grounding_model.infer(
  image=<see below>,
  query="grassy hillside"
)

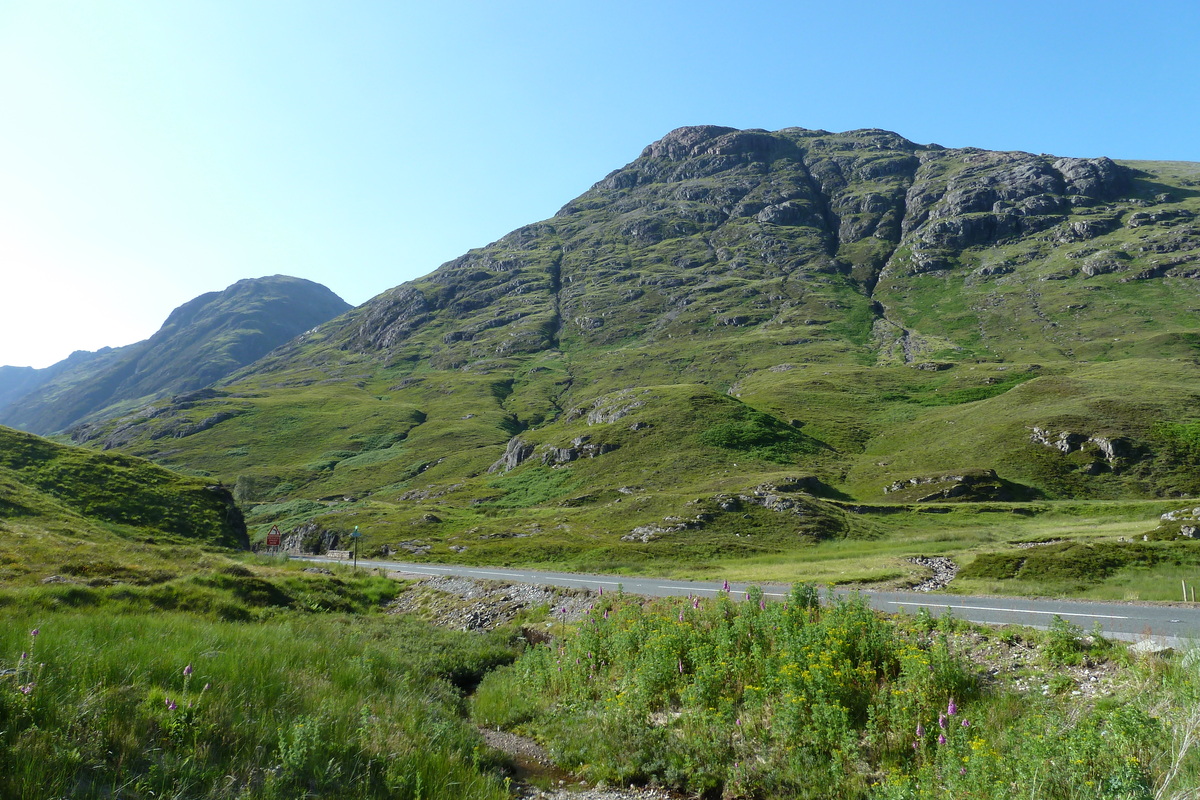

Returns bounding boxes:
[56,126,1200,595]
[0,425,248,588]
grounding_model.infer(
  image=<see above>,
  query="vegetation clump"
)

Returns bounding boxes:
[475,587,1191,799]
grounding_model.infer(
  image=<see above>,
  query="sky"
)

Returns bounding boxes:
[1,1,1197,368]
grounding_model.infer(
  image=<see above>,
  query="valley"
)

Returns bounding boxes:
[3,124,1200,798]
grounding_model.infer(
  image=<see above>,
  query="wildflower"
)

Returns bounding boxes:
[679,608,685,623]
[678,659,684,675]
[203,683,211,692]
[959,767,967,775]
[18,683,34,695]
[598,587,603,596]
[692,597,700,609]
[165,698,177,711]
[961,718,970,727]
[947,698,957,715]
[916,723,925,737]
[723,579,730,593]
[603,610,609,620]
[938,713,947,729]
[912,741,919,751]
[938,733,946,745]
[29,628,39,638]
[19,652,27,661]
[183,664,193,677]
[759,598,766,611]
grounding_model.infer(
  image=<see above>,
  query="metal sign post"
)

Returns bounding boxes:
[350,525,362,569]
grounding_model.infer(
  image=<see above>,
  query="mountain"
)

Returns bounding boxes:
[0,275,352,435]
[66,126,1200,572]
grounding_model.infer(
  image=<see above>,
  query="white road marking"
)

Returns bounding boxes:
[887,601,1130,620]
[656,586,787,598]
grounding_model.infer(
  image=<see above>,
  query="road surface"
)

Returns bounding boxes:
[294,555,1198,645]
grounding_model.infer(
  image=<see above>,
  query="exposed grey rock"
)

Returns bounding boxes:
[1052,156,1127,200]
[1129,639,1174,658]
[976,264,1015,276]
[1058,216,1119,242]
[281,521,340,555]
[908,556,958,591]
[541,436,619,467]
[489,437,535,473]
[149,410,239,440]
[1030,427,1139,464]
[883,469,1027,502]
[1081,251,1130,276]
[1160,507,1200,522]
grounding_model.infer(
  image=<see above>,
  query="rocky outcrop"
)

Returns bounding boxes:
[1157,507,1200,540]
[884,469,1017,502]
[564,390,650,426]
[738,478,823,515]
[540,436,619,466]
[1029,427,1142,469]
[281,521,339,554]
[621,513,710,543]
[149,410,240,440]
[489,437,535,473]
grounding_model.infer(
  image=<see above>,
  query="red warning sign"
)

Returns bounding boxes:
[265,526,282,547]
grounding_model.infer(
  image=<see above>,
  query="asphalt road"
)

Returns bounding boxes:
[295,556,1199,645]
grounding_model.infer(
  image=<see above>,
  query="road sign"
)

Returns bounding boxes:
[265,526,282,547]
[350,525,362,538]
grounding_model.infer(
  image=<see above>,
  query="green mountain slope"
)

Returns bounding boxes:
[0,424,247,585]
[66,126,1200,576]
[0,275,351,435]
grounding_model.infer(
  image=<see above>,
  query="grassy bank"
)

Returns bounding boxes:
[0,566,520,800]
[475,588,1199,799]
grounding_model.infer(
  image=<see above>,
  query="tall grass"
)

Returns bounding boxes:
[0,607,517,799]
[475,588,1196,799]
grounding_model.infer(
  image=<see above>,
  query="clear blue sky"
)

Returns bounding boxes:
[2,0,1197,367]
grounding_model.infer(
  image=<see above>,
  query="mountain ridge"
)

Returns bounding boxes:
[0,275,352,435]
[53,124,1200,574]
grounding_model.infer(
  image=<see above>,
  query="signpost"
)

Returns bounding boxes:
[265,525,282,550]
[350,525,362,569]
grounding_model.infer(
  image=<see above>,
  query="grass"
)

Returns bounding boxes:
[0,561,520,800]
[26,129,1200,603]
[473,587,1196,799]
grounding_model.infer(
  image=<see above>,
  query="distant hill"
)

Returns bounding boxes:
[64,126,1200,568]
[0,275,351,435]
